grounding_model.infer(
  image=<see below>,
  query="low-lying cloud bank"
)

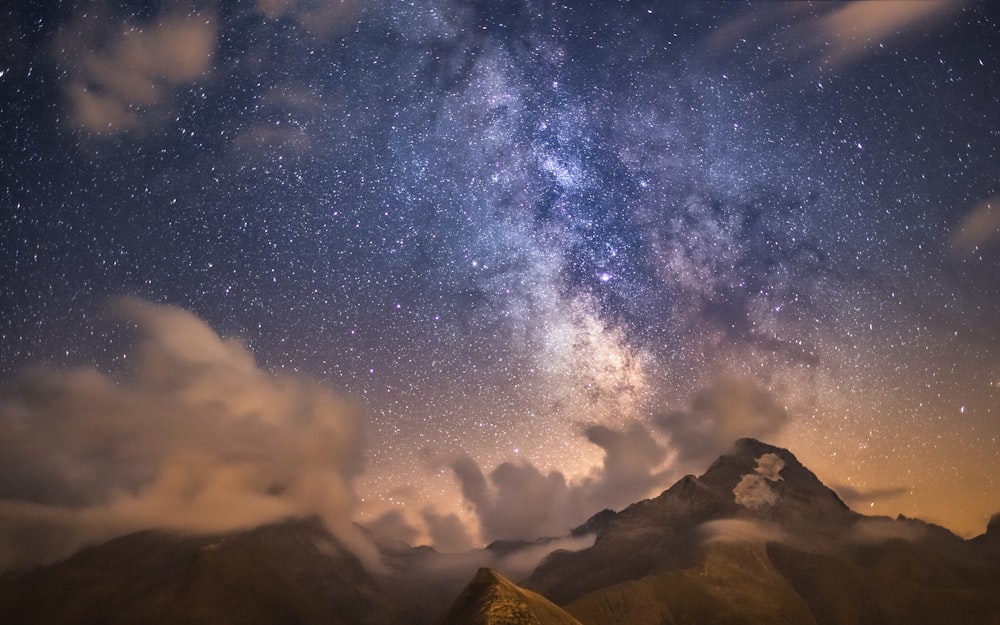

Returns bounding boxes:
[0,297,371,572]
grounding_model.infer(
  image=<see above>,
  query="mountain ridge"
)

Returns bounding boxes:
[2,438,998,625]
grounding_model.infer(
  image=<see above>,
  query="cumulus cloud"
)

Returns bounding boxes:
[951,197,1000,255]
[733,475,779,511]
[54,10,216,133]
[447,378,793,543]
[0,298,371,572]
[422,508,475,553]
[365,509,420,546]
[449,421,673,543]
[366,426,651,553]
[576,423,673,509]
[231,84,325,159]
[451,456,572,542]
[655,377,790,465]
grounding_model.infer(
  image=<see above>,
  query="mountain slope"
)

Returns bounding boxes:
[565,541,818,625]
[766,541,1000,625]
[524,438,841,604]
[524,438,1000,625]
[436,568,582,625]
[0,517,398,625]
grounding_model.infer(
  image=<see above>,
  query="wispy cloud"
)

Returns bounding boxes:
[813,0,968,69]
[655,377,791,465]
[54,11,216,133]
[834,483,910,508]
[951,196,1000,255]
[256,0,365,38]
[709,1,970,72]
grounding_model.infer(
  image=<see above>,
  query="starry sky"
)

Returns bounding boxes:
[1,0,998,566]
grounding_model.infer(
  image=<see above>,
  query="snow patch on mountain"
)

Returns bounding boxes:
[734,453,784,511]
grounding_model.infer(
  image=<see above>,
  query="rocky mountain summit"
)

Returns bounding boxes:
[436,568,582,625]
[519,438,1000,624]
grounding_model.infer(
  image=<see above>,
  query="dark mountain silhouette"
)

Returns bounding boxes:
[0,516,470,625]
[974,513,1000,556]
[3,439,999,625]
[0,516,397,625]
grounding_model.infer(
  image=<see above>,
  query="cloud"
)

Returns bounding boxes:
[451,457,572,542]
[422,508,475,553]
[0,298,372,572]
[848,517,927,544]
[447,378,792,544]
[256,0,365,38]
[370,420,671,552]
[709,1,969,72]
[951,197,1000,255]
[576,423,673,510]
[448,421,673,543]
[811,0,967,69]
[655,377,790,464]
[492,534,595,581]
[54,11,216,133]
[448,455,570,543]
[834,484,910,508]
[698,519,787,545]
[365,509,420,546]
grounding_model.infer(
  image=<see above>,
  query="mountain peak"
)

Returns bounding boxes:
[698,438,851,524]
[988,513,1000,535]
[437,568,583,625]
[570,509,616,538]
[471,567,504,585]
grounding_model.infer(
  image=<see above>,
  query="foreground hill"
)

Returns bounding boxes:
[436,568,582,625]
[0,515,486,625]
[0,517,400,625]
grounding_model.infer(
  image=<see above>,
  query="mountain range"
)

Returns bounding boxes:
[2,438,998,624]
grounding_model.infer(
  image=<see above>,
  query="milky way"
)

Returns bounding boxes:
[1,1,998,563]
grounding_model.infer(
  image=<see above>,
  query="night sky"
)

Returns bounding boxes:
[1,0,998,568]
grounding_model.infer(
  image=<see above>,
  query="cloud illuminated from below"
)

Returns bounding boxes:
[0,297,371,572]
